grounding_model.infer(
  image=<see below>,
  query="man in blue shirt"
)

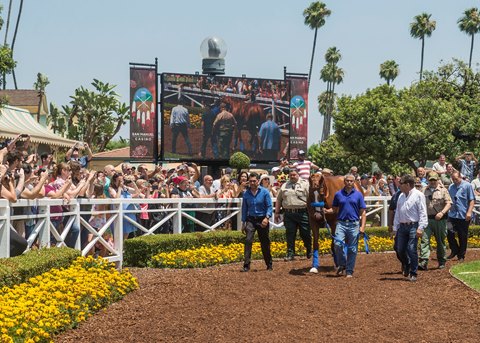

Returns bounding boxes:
[241,172,273,272]
[65,142,93,168]
[170,101,192,155]
[258,113,281,161]
[447,171,475,262]
[328,174,366,277]
[455,151,477,182]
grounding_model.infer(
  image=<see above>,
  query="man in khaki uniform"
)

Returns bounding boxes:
[274,168,311,260]
[419,172,452,270]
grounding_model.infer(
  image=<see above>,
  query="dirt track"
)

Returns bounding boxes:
[57,251,480,343]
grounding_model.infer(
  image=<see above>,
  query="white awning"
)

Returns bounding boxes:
[0,105,76,148]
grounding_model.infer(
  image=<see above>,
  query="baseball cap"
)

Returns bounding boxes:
[428,172,439,181]
[173,176,188,185]
[360,174,370,180]
[271,166,280,173]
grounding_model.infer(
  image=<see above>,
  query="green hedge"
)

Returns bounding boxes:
[124,225,480,267]
[124,226,397,267]
[0,247,81,288]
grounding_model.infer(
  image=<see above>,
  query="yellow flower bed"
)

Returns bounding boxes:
[151,236,480,269]
[0,256,138,343]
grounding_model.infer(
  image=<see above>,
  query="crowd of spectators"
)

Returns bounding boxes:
[2,132,479,258]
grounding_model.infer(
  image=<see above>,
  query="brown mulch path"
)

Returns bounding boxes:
[57,251,480,343]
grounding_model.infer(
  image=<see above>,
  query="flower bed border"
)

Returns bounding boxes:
[125,226,480,267]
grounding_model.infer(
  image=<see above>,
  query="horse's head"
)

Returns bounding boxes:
[309,173,324,192]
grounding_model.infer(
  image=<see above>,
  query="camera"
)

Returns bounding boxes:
[0,141,8,149]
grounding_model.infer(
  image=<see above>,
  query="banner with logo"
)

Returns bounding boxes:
[130,67,157,160]
[287,76,308,159]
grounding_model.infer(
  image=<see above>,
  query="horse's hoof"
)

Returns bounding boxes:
[309,267,318,274]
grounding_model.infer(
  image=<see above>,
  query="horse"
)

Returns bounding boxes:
[221,96,265,153]
[307,174,364,273]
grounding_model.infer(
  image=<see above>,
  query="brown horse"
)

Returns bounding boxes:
[307,174,364,272]
[221,96,265,153]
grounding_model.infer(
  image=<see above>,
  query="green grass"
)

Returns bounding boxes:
[451,260,480,292]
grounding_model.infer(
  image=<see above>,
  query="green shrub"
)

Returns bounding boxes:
[124,226,403,267]
[0,247,81,288]
[229,152,250,170]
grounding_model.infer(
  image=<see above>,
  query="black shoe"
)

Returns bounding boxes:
[306,251,312,259]
[418,264,428,271]
[336,266,345,276]
[266,265,273,271]
[284,256,294,262]
[241,265,250,272]
[447,254,456,260]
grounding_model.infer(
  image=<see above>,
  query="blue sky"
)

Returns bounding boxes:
[5,0,480,146]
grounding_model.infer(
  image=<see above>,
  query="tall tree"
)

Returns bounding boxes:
[303,1,331,86]
[62,79,129,152]
[48,103,66,135]
[33,73,50,123]
[458,7,480,68]
[0,4,15,90]
[379,60,399,85]
[2,0,12,89]
[10,0,23,89]
[320,47,343,141]
[410,12,436,81]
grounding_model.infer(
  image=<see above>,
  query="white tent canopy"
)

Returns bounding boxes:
[0,105,76,148]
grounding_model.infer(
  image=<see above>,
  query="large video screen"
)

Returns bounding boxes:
[161,73,290,162]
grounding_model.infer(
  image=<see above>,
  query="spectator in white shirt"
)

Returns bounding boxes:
[432,154,447,175]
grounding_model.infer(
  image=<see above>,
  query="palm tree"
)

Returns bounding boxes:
[410,13,436,81]
[458,8,480,68]
[11,0,24,89]
[33,73,50,123]
[303,2,331,86]
[320,47,343,141]
[2,0,12,89]
[379,60,400,85]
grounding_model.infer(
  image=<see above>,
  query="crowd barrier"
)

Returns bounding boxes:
[2,196,478,267]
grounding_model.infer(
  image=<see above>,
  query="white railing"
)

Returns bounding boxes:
[0,197,243,267]
[3,195,479,266]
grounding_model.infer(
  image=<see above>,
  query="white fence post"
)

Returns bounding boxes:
[173,202,182,234]
[0,200,10,258]
[382,197,389,227]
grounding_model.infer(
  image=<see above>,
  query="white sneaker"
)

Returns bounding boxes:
[309,267,318,274]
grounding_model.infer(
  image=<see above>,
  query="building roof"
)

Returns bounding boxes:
[93,147,130,158]
[0,105,76,148]
[0,89,48,115]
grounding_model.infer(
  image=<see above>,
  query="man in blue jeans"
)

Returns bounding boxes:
[328,174,366,278]
[393,174,428,282]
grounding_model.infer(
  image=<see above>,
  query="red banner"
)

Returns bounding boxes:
[130,68,156,160]
[287,76,308,159]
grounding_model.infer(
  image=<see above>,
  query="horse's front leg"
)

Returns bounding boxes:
[310,223,320,273]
